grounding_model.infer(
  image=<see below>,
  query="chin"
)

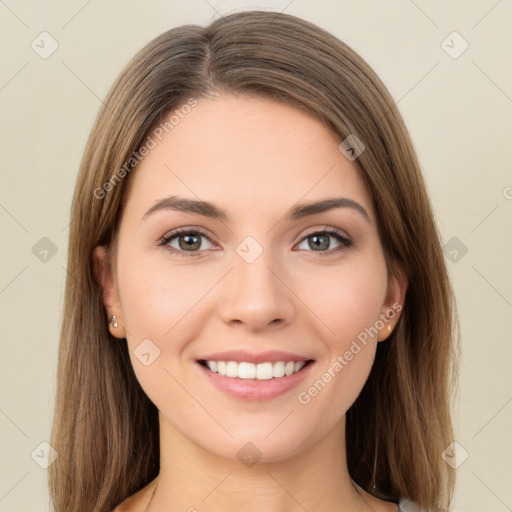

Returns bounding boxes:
[195,420,320,466]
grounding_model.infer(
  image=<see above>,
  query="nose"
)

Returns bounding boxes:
[217,248,296,333]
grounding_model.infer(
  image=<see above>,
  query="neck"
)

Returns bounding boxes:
[147,413,372,512]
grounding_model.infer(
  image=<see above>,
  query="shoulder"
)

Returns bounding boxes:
[398,498,420,511]
[398,497,445,512]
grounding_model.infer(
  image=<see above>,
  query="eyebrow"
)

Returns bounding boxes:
[142,195,370,223]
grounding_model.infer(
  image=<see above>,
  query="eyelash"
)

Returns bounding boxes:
[158,227,352,259]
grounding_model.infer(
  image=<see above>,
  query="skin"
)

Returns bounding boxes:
[94,93,407,512]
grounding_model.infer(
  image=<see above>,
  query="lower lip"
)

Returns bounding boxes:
[196,361,315,401]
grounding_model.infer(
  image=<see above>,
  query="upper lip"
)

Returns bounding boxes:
[197,350,314,364]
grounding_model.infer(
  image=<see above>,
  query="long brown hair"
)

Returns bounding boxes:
[49,10,459,511]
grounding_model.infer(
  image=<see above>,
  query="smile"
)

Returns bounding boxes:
[196,358,315,401]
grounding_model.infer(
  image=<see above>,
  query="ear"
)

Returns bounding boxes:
[377,262,408,342]
[92,245,126,338]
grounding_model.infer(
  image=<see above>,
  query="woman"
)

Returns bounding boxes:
[49,10,459,512]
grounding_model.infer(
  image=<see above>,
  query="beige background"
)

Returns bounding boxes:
[1,1,511,511]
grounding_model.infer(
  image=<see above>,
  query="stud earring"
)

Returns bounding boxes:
[110,315,119,328]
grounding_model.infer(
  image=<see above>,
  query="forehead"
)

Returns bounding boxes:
[124,93,374,222]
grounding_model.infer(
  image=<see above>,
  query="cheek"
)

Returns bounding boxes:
[333,279,384,346]
[116,265,209,417]
[293,252,387,412]
[302,252,388,348]
[114,246,207,385]
[120,271,200,340]
[117,262,215,373]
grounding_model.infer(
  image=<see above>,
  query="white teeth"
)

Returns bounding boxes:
[272,361,285,378]
[256,362,273,380]
[238,362,256,379]
[225,361,238,377]
[204,360,308,380]
[294,361,306,373]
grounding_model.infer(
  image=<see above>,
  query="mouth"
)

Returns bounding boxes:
[195,358,316,401]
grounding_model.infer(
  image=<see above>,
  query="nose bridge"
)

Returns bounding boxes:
[218,235,295,330]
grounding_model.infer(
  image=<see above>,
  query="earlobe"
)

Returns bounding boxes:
[108,315,126,339]
[377,324,393,342]
[92,245,126,339]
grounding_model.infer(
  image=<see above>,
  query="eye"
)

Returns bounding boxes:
[159,228,216,258]
[295,228,352,257]
[158,227,352,259]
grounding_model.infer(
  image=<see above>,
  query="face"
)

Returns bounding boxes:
[94,93,405,463]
